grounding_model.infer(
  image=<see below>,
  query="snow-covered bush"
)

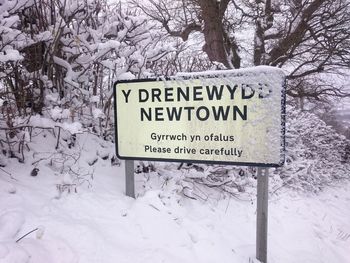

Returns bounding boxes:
[135,162,256,201]
[137,106,350,198]
[275,106,350,192]
[0,0,170,163]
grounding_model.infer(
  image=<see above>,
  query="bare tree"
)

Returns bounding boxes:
[131,0,242,68]
[133,0,350,104]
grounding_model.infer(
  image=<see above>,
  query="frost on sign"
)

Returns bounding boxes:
[114,66,285,167]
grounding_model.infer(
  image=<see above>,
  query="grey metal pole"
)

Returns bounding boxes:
[125,160,135,198]
[256,167,269,263]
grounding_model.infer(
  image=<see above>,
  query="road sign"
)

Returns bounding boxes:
[114,66,285,167]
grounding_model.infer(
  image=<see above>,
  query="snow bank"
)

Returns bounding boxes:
[0,133,349,263]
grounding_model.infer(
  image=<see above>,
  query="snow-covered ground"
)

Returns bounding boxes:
[0,133,349,263]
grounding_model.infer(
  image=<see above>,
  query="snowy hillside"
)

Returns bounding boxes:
[0,133,349,263]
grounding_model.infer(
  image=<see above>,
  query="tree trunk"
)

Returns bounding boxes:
[198,0,240,68]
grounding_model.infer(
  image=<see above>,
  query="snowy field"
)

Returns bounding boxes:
[0,133,349,263]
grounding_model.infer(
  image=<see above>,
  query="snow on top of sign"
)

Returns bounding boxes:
[162,66,286,100]
[174,65,285,79]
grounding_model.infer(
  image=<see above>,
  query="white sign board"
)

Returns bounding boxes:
[114,66,285,167]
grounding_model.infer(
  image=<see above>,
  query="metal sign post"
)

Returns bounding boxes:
[256,167,269,263]
[125,160,135,198]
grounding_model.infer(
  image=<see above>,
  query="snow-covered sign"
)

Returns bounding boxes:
[114,66,285,167]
